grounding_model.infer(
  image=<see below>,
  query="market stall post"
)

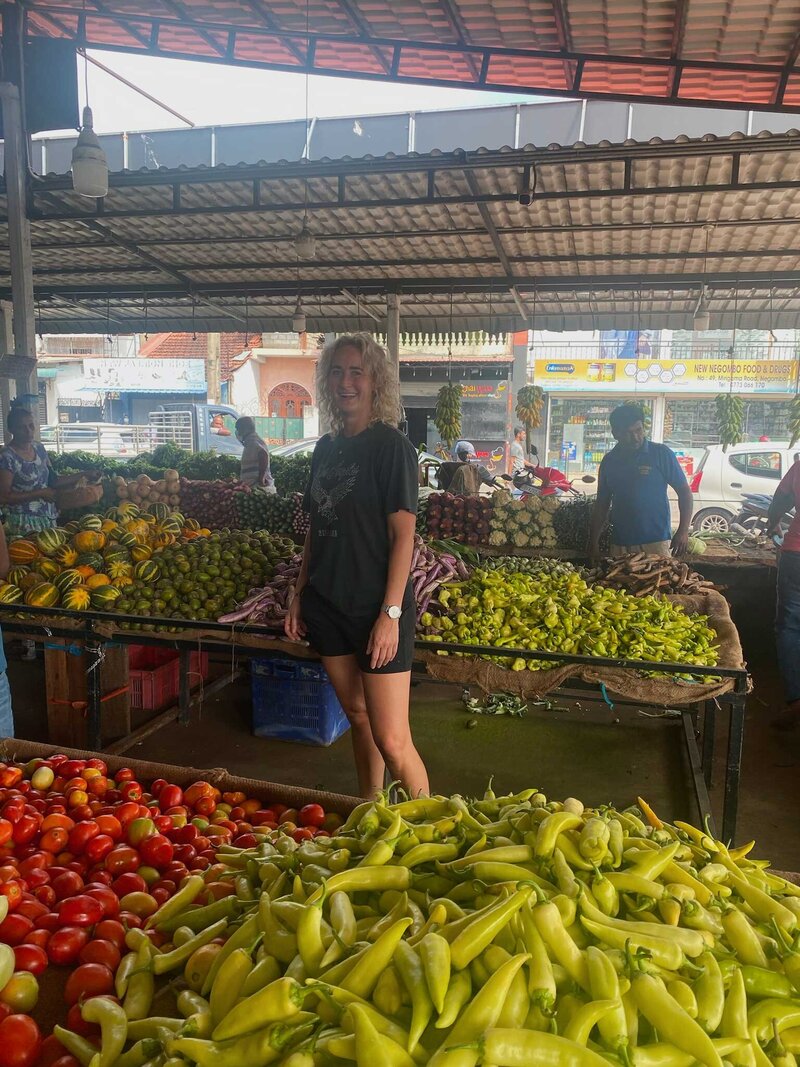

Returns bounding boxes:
[723,686,747,845]
[387,292,401,384]
[0,6,39,409]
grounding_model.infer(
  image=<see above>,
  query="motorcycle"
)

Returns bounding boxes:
[500,447,596,499]
[731,492,793,536]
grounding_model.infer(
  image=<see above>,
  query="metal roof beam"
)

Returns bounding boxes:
[432,0,481,81]
[333,0,393,74]
[158,0,227,57]
[464,170,529,323]
[85,1,153,50]
[240,0,308,66]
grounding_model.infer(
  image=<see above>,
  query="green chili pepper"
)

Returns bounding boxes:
[153,918,228,976]
[435,969,472,1029]
[579,818,611,865]
[428,952,530,1067]
[373,963,405,1016]
[209,947,253,1028]
[177,990,210,1018]
[240,953,282,998]
[552,847,579,897]
[606,871,666,899]
[667,979,699,1018]
[694,951,725,1033]
[168,1019,315,1067]
[591,868,619,916]
[717,848,797,934]
[348,1003,416,1067]
[608,819,624,868]
[722,910,770,968]
[115,949,137,999]
[534,812,585,859]
[450,845,534,870]
[341,917,413,999]
[532,900,591,992]
[519,903,556,1012]
[213,976,315,1041]
[450,885,533,970]
[259,898,299,965]
[52,1026,96,1067]
[305,865,411,907]
[80,997,127,1067]
[481,1027,611,1067]
[145,873,206,930]
[419,931,451,1015]
[394,938,434,1053]
[483,945,530,1029]
[748,999,800,1044]
[124,939,154,1021]
[580,892,706,957]
[112,1039,162,1067]
[630,971,723,1067]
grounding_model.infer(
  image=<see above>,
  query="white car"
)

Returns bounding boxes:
[688,441,798,532]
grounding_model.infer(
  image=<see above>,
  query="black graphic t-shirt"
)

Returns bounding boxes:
[303,422,418,615]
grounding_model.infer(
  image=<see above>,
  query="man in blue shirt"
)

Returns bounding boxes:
[588,404,693,562]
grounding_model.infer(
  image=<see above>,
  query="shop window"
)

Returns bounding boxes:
[209,411,235,437]
[729,452,782,479]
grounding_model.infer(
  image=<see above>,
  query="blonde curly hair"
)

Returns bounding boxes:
[316,332,402,435]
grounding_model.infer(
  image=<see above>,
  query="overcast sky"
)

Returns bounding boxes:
[80,50,537,133]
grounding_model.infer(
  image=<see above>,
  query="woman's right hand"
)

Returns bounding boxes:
[284,590,307,641]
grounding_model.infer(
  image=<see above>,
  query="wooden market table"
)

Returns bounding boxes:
[0,602,750,844]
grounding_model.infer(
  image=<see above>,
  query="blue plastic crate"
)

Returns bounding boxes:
[251,657,350,746]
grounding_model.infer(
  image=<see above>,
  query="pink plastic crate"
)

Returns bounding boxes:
[128,646,209,711]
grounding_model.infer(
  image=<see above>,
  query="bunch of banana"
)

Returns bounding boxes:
[789,392,800,447]
[515,384,544,432]
[434,382,462,448]
[716,393,744,451]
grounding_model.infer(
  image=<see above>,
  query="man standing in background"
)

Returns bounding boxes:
[588,404,692,561]
[235,417,275,493]
[509,426,526,474]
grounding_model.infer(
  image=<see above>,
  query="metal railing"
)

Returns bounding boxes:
[41,423,156,457]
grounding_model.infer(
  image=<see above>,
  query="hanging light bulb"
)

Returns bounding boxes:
[294,223,316,259]
[292,297,307,334]
[71,105,108,198]
[693,290,710,333]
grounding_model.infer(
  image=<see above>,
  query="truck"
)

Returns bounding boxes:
[41,403,244,458]
[147,402,243,456]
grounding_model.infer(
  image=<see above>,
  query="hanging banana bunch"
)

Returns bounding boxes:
[516,385,544,450]
[789,393,800,448]
[716,394,744,451]
[434,382,463,449]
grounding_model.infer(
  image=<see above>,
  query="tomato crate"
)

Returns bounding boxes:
[128,646,209,711]
[251,657,350,746]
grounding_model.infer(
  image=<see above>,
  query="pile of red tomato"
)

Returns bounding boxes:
[0,753,339,1067]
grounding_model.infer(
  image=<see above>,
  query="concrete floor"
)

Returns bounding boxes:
[5,563,799,871]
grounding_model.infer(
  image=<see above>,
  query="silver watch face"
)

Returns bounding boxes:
[385,604,402,620]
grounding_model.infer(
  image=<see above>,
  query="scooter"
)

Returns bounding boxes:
[731,492,793,535]
[500,447,596,499]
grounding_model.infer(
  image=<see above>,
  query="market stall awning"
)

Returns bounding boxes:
[19,0,800,112]
[7,129,800,334]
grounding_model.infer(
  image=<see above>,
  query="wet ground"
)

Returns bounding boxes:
[6,563,799,870]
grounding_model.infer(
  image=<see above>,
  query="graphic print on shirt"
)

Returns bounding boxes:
[310,461,359,525]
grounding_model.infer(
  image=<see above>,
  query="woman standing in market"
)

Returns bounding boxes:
[285,333,429,798]
[0,407,93,537]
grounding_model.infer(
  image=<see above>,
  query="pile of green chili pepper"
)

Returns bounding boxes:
[66,787,800,1067]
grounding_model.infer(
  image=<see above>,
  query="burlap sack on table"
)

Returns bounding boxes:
[418,590,749,706]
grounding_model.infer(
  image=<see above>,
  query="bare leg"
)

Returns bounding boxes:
[321,655,385,797]
[361,671,429,797]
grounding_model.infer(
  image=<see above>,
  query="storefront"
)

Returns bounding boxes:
[535,356,797,475]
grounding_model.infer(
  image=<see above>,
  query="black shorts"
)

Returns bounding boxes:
[301,584,415,674]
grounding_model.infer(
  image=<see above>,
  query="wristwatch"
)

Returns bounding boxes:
[383,604,402,620]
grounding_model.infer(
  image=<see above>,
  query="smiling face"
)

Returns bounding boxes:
[9,412,35,446]
[328,343,374,428]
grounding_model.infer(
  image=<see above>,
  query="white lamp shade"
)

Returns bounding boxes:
[292,302,307,334]
[71,106,108,198]
[693,308,710,332]
[295,227,316,258]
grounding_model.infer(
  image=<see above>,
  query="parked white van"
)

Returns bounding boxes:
[688,442,799,532]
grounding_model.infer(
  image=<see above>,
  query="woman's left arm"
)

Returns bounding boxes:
[366,510,416,670]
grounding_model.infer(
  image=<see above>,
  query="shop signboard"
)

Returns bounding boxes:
[534,358,797,393]
[82,359,207,392]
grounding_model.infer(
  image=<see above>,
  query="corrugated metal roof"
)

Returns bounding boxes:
[7,131,800,332]
[21,0,800,111]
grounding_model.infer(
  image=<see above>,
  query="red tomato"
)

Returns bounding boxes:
[40,814,73,833]
[162,862,188,883]
[93,816,122,841]
[139,834,173,868]
[22,928,50,950]
[104,846,139,877]
[0,913,33,945]
[126,818,155,847]
[0,1013,42,1067]
[93,920,126,949]
[11,816,40,847]
[37,1035,72,1067]
[33,887,56,908]
[119,782,143,802]
[233,833,258,849]
[15,899,47,923]
[83,886,120,919]
[299,803,326,828]
[173,844,196,865]
[251,810,278,827]
[50,871,84,901]
[57,895,104,928]
[0,820,13,846]
[64,963,114,1006]
[114,769,135,783]
[0,882,23,912]
[116,911,142,930]
[33,912,60,932]
[149,779,167,797]
[84,835,114,865]
[46,926,89,966]
[170,824,197,845]
[158,785,183,810]
[151,887,170,906]
[18,854,52,878]
[78,939,121,971]
[67,823,100,855]
[113,803,140,828]
[292,827,315,843]
[13,944,47,976]
[85,758,107,774]
[68,803,92,821]
[85,778,108,798]
[1,799,24,824]
[111,873,146,898]
[59,761,86,780]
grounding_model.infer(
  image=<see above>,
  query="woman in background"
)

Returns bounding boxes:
[285,333,428,798]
